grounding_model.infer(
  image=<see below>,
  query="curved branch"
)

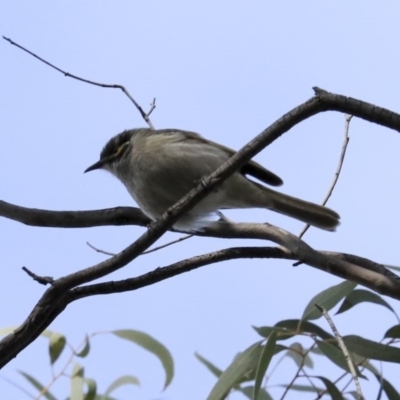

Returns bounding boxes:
[2,227,399,369]
[2,87,400,369]
[0,201,150,228]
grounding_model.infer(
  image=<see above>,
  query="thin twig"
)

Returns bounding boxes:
[2,36,155,129]
[86,242,116,256]
[86,234,193,257]
[147,98,156,116]
[142,234,193,254]
[280,358,305,400]
[315,304,364,400]
[299,114,352,239]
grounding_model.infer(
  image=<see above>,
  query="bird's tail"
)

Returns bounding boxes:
[260,186,340,231]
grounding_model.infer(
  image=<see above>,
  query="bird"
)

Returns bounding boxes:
[85,128,340,232]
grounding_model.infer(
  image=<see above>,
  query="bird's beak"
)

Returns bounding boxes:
[84,159,106,173]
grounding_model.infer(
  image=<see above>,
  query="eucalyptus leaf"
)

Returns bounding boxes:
[113,329,173,389]
[100,375,140,400]
[195,352,223,378]
[19,371,57,400]
[302,281,357,320]
[343,335,400,363]
[315,376,345,400]
[206,342,263,400]
[253,332,277,400]
[336,289,398,320]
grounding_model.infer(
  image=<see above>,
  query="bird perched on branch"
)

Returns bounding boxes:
[85,128,340,232]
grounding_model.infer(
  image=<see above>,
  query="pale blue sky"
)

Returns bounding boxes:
[1,1,400,399]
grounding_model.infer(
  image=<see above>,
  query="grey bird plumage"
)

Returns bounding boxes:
[85,128,340,232]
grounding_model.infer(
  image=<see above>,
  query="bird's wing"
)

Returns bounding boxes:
[160,129,284,187]
[206,139,284,187]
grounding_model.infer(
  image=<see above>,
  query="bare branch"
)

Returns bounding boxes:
[299,114,352,238]
[0,201,151,228]
[86,242,116,256]
[2,36,155,129]
[67,224,400,301]
[87,234,193,256]
[142,234,193,255]
[2,87,400,369]
[22,267,54,285]
[315,304,364,400]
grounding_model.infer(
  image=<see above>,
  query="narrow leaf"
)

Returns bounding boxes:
[113,329,173,389]
[336,289,398,319]
[316,340,362,377]
[101,375,140,400]
[19,371,57,400]
[252,325,294,341]
[315,376,345,400]
[253,332,277,400]
[343,335,400,363]
[195,352,223,378]
[302,281,357,320]
[275,319,334,341]
[206,342,263,400]
[372,372,400,400]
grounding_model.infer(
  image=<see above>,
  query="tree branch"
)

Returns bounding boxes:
[299,114,351,238]
[2,36,156,128]
[2,87,400,369]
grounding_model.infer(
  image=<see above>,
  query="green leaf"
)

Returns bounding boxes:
[19,371,57,400]
[206,342,263,400]
[384,324,400,339]
[343,335,400,363]
[49,332,66,364]
[316,340,362,377]
[336,289,398,319]
[70,363,84,400]
[253,332,277,400]
[252,325,294,341]
[113,329,174,389]
[315,376,345,400]
[240,386,272,400]
[77,335,91,358]
[286,342,313,369]
[195,352,223,378]
[302,281,357,320]
[274,319,334,341]
[372,372,400,400]
[84,378,97,400]
[254,319,333,342]
[100,375,140,400]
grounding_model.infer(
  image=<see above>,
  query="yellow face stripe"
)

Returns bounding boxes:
[112,142,129,159]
